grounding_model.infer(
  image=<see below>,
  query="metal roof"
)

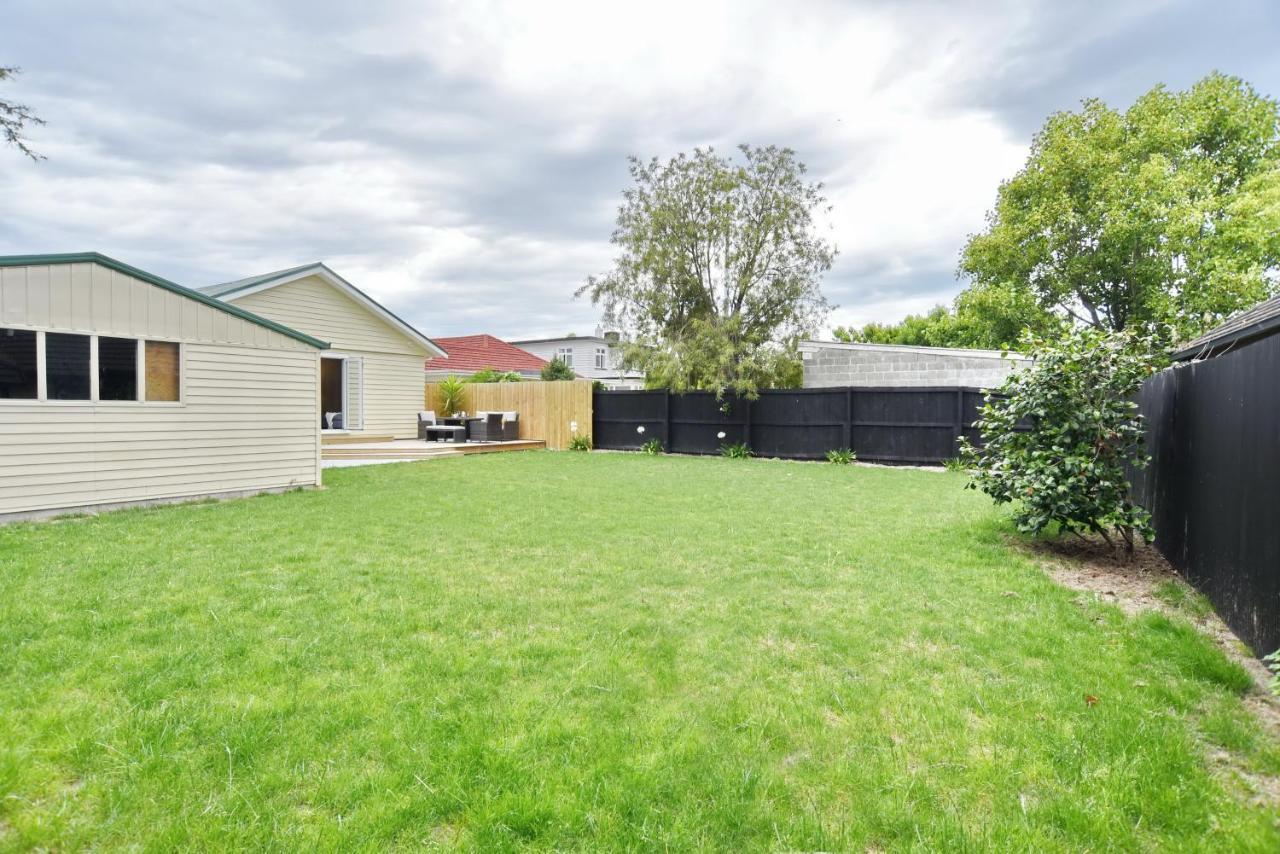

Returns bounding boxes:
[1173,293,1280,361]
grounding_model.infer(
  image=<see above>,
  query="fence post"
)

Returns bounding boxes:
[844,387,852,451]
[662,390,671,450]
[954,388,965,457]
[743,393,753,448]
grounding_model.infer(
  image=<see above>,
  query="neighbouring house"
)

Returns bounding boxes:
[510,331,645,389]
[199,263,444,439]
[0,252,327,522]
[799,340,1027,388]
[423,334,548,380]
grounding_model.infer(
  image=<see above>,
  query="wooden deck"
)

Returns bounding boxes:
[322,438,545,464]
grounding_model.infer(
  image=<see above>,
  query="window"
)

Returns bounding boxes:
[557,346,574,367]
[98,336,139,401]
[0,328,37,399]
[145,341,180,402]
[45,332,91,400]
[595,347,606,369]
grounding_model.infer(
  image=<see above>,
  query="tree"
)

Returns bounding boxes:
[468,367,522,383]
[540,359,576,381]
[1,66,44,161]
[960,73,1280,344]
[832,282,1062,350]
[580,145,835,396]
[960,327,1165,556]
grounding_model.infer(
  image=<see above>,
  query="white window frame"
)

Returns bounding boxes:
[556,346,574,367]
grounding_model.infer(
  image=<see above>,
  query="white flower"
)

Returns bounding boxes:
[637,425,646,434]
[717,431,726,439]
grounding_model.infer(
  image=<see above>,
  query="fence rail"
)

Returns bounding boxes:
[593,386,992,464]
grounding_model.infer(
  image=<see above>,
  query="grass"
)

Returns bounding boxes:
[1,451,1277,850]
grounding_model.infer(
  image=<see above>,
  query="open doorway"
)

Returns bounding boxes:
[321,356,345,430]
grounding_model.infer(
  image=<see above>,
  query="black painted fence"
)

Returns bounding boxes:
[1131,334,1280,657]
[593,387,991,465]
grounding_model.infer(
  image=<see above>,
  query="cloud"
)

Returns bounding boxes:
[1,0,1277,339]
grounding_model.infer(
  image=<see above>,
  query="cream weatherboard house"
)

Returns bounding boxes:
[198,263,444,439]
[0,253,328,521]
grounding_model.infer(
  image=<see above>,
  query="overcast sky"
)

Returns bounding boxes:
[3,1,1278,339]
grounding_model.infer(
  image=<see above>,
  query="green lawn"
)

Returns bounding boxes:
[2,452,1277,851]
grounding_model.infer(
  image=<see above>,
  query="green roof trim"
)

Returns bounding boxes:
[0,252,329,349]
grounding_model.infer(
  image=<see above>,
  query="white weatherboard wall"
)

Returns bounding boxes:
[0,261,321,519]
[227,276,428,438]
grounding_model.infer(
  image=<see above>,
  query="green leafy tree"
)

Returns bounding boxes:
[833,283,1061,350]
[580,145,835,397]
[540,358,576,381]
[468,367,522,383]
[960,327,1166,556]
[961,72,1280,343]
[1,66,44,160]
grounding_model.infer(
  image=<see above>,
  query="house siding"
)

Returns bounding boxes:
[0,262,321,520]
[228,276,427,437]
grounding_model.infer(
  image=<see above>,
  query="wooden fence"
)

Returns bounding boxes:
[593,386,994,464]
[1131,335,1280,656]
[424,380,593,450]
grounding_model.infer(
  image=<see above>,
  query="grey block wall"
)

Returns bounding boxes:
[801,342,1025,389]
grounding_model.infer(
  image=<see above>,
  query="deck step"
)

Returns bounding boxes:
[322,440,545,461]
[322,433,396,445]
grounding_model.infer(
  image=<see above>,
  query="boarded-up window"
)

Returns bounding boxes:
[46,332,91,400]
[0,328,37,399]
[145,341,180,402]
[98,336,139,401]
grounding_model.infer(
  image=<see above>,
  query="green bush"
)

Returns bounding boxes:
[960,327,1165,555]
[640,439,663,455]
[720,442,753,460]
[942,457,968,473]
[437,375,466,416]
[541,359,576,381]
[469,367,522,383]
[826,448,855,465]
[568,434,592,452]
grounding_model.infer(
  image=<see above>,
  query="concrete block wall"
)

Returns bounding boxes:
[800,341,1026,388]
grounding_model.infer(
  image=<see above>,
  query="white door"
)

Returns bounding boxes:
[344,356,364,431]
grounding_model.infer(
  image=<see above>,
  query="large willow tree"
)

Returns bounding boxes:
[580,145,835,396]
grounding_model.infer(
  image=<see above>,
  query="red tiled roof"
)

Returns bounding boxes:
[425,334,549,374]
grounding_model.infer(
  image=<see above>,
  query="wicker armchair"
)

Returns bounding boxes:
[468,412,505,442]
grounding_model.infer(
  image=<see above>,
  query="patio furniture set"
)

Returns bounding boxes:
[417,410,520,443]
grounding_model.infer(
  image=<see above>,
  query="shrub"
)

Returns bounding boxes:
[960,327,1165,555]
[720,442,753,460]
[942,457,967,473]
[568,434,592,451]
[826,448,855,465]
[640,439,663,455]
[469,367,522,383]
[541,359,576,381]
[437,375,466,416]
[1265,651,1280,697]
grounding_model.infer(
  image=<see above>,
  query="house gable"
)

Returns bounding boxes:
[213,268,442,357]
